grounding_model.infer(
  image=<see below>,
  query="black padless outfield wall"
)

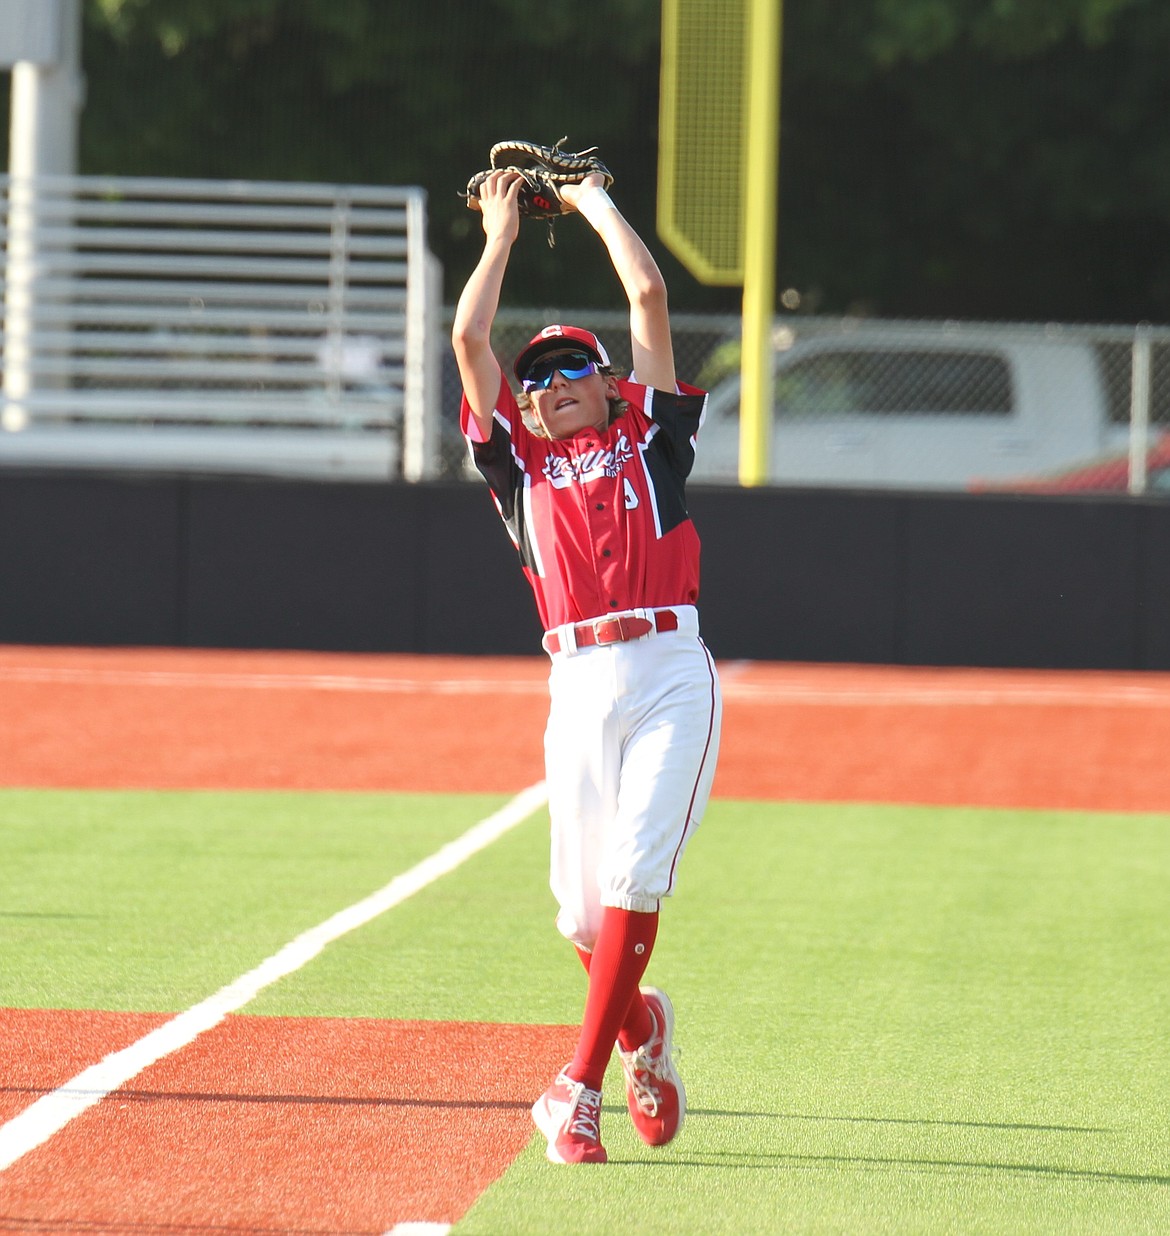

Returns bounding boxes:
[1,470,1168,670]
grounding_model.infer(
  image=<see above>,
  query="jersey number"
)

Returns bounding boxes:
[623,479,639,510]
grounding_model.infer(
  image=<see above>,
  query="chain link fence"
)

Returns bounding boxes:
[440,311,1170,496]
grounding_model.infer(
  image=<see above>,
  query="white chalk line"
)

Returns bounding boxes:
[0,665,548,695]
[0,780,549,1175]
[3,662,1170,707]
[721,683,1170,708]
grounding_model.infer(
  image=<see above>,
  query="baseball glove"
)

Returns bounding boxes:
[462,137,614,246]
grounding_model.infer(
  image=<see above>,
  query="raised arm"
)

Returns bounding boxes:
[559,175,676,394]
[451,170,524,438]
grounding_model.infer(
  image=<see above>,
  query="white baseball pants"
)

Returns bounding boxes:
[542,606,722,951]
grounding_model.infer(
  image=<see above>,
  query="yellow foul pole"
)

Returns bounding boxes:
[738,0,782,486]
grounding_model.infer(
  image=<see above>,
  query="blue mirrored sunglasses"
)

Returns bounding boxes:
[520,352,600,391]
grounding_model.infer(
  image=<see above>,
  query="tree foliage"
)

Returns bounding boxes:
[780,0,1170,320]
[70,0,1170,322]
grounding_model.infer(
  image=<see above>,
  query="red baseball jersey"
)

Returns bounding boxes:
[461,374,709,631]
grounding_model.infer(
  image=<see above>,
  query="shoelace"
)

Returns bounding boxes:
[564,1081,603,1142]
[621,1045,665,1116]
[620,1034,685,1117]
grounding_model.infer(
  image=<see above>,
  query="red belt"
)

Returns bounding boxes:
[545,609,679,656]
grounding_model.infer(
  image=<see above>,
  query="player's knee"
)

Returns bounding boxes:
[556,903,602,952]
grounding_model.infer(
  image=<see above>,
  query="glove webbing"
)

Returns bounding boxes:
[489,137,610,186]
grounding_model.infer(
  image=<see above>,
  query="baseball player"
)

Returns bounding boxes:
[452,167,722,1165]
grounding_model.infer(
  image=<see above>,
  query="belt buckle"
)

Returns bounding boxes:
[591,613,651,646]
[591,616,622,646]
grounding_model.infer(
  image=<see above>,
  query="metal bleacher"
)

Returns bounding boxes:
[0,174,443,481]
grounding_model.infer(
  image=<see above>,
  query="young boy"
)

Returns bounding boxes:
[452,168,722,1164]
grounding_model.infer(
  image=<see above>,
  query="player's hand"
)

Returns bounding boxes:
[557,172,607,214]
[472,169,523,243]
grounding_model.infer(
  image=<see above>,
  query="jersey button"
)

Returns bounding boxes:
[602,549,612,557]
[609,599,619,608]
[595,503,604,511]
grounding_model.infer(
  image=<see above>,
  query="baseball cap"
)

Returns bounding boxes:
[513,324,612,382]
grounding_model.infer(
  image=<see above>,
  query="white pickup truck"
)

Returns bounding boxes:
[689,323,1134,490]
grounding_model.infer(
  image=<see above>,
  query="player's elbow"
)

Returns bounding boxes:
[451,318,491,369]
[450,315,480,354]
[630,269,669,317]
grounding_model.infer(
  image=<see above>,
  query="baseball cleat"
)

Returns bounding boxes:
[617,987,685,1146]
[531,1067,607,1164]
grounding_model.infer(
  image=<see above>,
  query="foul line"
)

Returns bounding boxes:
[0,665,548,695]
[720,683,1170,708]
[5,663,1170,708]
[0,780,549,1175]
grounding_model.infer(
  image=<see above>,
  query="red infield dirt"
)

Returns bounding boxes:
[0,1009,172,1128]
[1,644,1168,809]
[2,644,1169,1232]
[0,1012,577,1233]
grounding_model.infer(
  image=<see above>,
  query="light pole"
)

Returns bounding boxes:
[2,0,85,428]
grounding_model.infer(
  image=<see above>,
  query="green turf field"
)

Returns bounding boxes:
[3,788,1168,1233]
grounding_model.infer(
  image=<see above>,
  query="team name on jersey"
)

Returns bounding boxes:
[542,432,635,489]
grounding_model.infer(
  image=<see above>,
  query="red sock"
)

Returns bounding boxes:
[575,944,654,1053]
[568,907,658,1090]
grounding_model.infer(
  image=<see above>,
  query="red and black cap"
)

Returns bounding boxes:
[513,324,612,382]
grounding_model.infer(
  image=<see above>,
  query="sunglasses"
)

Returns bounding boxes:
[521,352,600,391]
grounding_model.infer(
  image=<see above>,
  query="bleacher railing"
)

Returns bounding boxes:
[0,174,442,480]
